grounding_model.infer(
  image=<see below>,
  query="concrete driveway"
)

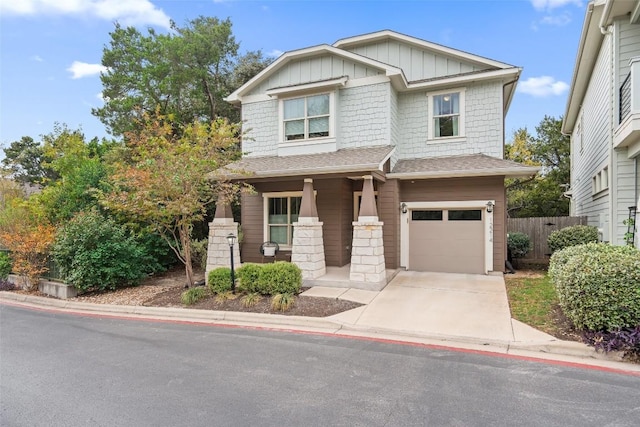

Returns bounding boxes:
[313,271,554,345]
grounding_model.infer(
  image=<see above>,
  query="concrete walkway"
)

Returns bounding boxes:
[1,272,638,373]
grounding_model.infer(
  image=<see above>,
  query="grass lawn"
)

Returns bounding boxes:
[504,273,567,338]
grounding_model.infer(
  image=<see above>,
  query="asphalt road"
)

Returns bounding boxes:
[1,304,639,427]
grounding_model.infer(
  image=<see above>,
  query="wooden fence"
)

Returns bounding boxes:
[507,216,588,265]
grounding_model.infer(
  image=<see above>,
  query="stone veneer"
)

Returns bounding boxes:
[206,218,241,283]
[349,220,387,289]
[291,217,326,280]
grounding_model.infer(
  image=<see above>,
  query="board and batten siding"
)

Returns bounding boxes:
[345,40,487,82]
[395,81,504,160]
[571,31,612,235]
[247,55,383,96]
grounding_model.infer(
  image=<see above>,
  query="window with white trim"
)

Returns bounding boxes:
[592,166,609,195]
[264,193,302,247]
[283,93,330,141]
[428,89,465,140]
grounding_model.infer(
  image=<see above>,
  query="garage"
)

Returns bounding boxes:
[407,208,485,274]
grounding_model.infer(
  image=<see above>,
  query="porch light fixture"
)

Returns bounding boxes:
[486,201,494,213]
[226,233,237,293]
[401,203,408,214]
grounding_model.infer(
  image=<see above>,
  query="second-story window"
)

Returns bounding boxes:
[283,94,330,141]
[433,92,459,137]
[428,89,465,140]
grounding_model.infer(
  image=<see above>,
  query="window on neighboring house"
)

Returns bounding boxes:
[283,94,330,141]
[264,194,302,247]
[592,166,609,195]
[429,90,465,140]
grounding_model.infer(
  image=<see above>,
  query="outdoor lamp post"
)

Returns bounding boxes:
[226,233,236,293]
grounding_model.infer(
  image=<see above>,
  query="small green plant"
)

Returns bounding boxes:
[190,238,208,270]
[181,287,208,305]
[240,292,261,308]
[0,252,12,279]
[271,293,295,312]
[507,232,531,260]
[623,217,635,246]
[547,224,598,253]
[208,267,232,294]
[215,290,237,302]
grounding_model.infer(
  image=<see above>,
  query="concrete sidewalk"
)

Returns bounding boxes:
[1,272,638,373]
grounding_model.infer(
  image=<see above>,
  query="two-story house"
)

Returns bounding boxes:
[563,0,640,247]
[213,30,538,288]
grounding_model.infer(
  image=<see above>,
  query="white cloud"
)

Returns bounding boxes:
[31,55,44,62]
[530,0,582,11]
[517,76,569,97]
[0,0,171,29]
[67,61,107,79]
[540,12,572,26]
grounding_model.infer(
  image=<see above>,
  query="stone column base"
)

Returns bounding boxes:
[206,220,241,283]
[291,220,326,280]
[349,221,386,284]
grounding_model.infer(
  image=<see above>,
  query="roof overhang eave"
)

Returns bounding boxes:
[403,67,521,92]
[387,166,540,180]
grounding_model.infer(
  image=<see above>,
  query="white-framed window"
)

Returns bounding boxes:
[263,192,303,247]
[282,93,331,142]
[428,89,465,140]
[592,166,609,195]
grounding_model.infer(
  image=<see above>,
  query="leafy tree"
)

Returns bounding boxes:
[0,200,55,290]
[505,116,570,217]
[1,136,55,185]
[102,111,246,287]
[93,17,271,137]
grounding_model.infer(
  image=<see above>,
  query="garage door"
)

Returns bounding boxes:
[408,209,485,274]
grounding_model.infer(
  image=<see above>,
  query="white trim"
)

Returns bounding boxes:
[387,166,540,180]
[427,88,466,141]
[333,30,516,70]
[278,92,335,144]
[266,76,348,97]
[400,200,494,274]
[406,68,520,92]
[262,191,305,249]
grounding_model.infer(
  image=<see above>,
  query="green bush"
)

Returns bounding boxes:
[190,238,208,270]
[236,263,263,293]
[549,242,640,331]
[0,252,12,279]
[52,210,156,292]
[507,232,531,259]
[257,262,302,295]
[547,225,598,253]
[208,267,232,294]
[181,287,209,305]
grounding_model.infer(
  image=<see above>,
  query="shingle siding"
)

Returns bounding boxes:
[338,83,390,149]
[242,100,279,157]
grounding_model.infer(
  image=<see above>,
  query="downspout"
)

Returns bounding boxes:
[599,0,613,35]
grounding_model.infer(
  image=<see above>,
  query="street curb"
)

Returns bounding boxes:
[1,291,635,371]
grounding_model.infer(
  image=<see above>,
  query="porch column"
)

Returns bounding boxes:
[291,178,326,279]
[206,197,240,282]
[350,175,387,289]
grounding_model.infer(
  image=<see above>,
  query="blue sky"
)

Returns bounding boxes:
[0,0,585,147]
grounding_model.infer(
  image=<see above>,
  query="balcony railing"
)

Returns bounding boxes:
[620,72,632,124]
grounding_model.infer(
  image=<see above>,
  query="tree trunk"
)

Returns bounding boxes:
[179,222,195,288]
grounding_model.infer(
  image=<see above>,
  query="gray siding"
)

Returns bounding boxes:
[242,100,279,157]
[338,82,391,149]
[396,81,504,159]
[571,33,612,234]
[346,40,487,82]
[617,20,640,85]
[248,55,383,96]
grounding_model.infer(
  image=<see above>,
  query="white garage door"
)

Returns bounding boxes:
[408,209,485,274]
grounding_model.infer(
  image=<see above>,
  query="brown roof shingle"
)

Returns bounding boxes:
[390,154,539,179]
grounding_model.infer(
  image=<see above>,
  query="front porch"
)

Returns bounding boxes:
[302,264,401,291]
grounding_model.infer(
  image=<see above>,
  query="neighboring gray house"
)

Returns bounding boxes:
[211,30,538,287]
[563,0,640,247]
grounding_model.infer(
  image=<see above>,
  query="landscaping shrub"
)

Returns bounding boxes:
[236,263,262,293]
[241,292,261,308]
[257,262,302,295]
[190,238,208,270]
[0,252,12,279]
[208,267,232,294]
[0,279,15,291]
[549,242,640,331]
[271,293,295,312]
[181,287,208,305]
[547,224,598,253]
[583,326,640,359]
[52,210,156,292]
[507,232,531,260]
